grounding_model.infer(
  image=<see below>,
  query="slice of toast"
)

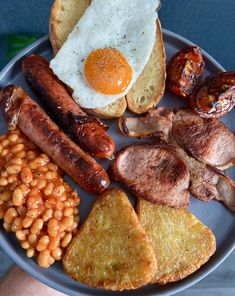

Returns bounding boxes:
[50,0,125,119]
[85,97,127,119]
[126,20,166,114]
[50,0,91,55]
[137,199,216,284]
[63,189,157,291]
[50,0,166,117]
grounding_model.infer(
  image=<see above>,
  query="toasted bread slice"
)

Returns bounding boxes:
[63,188,157,291]
[126,19,166,114]
[85,97,127,119]
[137,199,216,284]
[50,0,166,118]
[50,0,91,55]
[50,0,125,119]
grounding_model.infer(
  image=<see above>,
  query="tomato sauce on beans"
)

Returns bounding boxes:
[0,128,80,268]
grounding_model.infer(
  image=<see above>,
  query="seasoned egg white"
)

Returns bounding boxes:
[50,0,160,108]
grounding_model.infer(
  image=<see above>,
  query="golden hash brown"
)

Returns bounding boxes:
[137,199,216,285]
[63,188,157,291]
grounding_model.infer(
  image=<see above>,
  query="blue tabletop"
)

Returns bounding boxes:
[0,0,235,295]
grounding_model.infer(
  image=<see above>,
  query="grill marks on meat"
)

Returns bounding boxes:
[173,109,235,170]
[113,107,235,211]
[173,144,220,202]
[0,85,110,194]
[110,144,190,208]
[170,135,235,211]
[22,55,115,159]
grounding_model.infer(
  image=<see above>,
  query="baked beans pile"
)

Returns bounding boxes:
[0,128,80,268]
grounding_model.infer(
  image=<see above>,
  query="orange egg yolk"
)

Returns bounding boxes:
[84,48,133,95]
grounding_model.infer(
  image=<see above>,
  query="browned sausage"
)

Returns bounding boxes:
[22,55,115,159]
[0,85,110,194]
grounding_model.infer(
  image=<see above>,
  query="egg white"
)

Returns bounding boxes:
[50,0,160,109]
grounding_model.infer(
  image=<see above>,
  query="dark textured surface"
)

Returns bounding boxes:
[0,0,234,295]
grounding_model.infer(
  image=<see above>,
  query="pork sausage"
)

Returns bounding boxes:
[22,55,115,158]
[0,85,110,194]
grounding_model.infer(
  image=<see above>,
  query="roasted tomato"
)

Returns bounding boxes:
[190,71,235,118]
[167,46,205,98]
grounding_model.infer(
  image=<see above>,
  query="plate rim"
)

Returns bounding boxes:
[0,29,234,296]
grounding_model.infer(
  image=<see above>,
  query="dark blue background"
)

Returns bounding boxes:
[0,0,235,294]
[0,0,234,70]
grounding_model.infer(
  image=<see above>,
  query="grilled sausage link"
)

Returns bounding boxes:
[0,85,110,194]
[22,55,115,159]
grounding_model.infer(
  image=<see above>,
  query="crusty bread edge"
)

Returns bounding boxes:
[49,0,61,56]
[126,19,166,114]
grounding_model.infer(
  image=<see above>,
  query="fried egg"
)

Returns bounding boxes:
[50,0,160,108]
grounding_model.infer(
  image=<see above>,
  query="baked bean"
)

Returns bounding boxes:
[55,201,64,210]
[22,217,34,228]
[16,229,29,241]
[48,219,59,237]
[6,165,21,175]
[21,167,33,184]
[51,247,62,260]
[37,235,50,252]
[8,174,18,184]
[44,183,54,196]
[4,207,18,224]
[0,129,80,268]
[47,163,58,171]
[0,191,12,202]
[48,236,60,251]
[26,209,40,219]
[0,178,8,186]
[61,233,72,248]
[17,206,27,216]
[26,151,37,161]
[9,158,23,165]
[61,216,73,229]
[27,247,35,258]
[12,144,24,154]
[37,250,51,268]
[14,217,23,227]
[21,241,30,249]
[3,222,11,231]
[64,208,73,217]
[2,139,9,147]
[28,233,38,245]
[9,133,18,142]
[12,188,24,206]
[45,171,57,181]
[18,184,30,196]
[27,195,43,209]
[16,151,26,158]
[42,209,53,222]
[37,180,47,190]
[53,185,65,197]
[2,149,10,157]
[31,219,43,234]
[54,210,63,220]
[1,171,8,178]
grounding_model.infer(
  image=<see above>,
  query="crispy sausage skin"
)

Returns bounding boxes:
[22,55,115,159]
[0,85,110,194]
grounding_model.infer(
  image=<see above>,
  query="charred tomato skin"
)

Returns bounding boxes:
[167,46,205,98]
[190,71,235,118]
